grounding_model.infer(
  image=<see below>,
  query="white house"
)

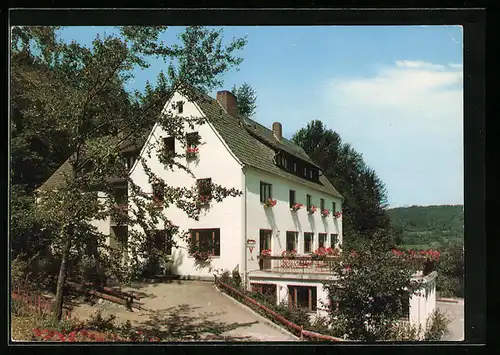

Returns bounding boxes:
[38,86,435,329]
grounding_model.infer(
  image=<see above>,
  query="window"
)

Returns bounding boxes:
[332,202,337,213]
[286,231,298,252]
[303,167,307,177]
[260,182,272,203]
[150,229,173,255]
[190,229,220,256]
[186,132,200,148]
[251,283,277,300]
[163,137,175,155]
[176,101,184,114]
[307,194,312,210]
[152,182,165,204]
[319,233,327,248]
[331,234,338,247]
[304,233,314,253]
[288,285,317,311]
[320,199,325,211]
[293,162,297,172]
[289,190,296,208]
[259,229,272,251]
[309,169,313,179]
[197,178,212,202]
[282,155,288,168]
[113,187,128,206]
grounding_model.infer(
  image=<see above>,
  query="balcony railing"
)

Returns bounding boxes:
[257,255,339,274]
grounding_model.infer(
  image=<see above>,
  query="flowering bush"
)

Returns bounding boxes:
[391,249,440,275]
[186,147,199,154]
[308,205,317,214]
[321,209,330,217]
[31,328,162,342]
[263,198,277,208]
[261,249,272,257]
[281,249,297,258]
[290,203,303,212]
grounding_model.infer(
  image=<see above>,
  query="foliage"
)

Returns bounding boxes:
[423,309,450,341]
[388,205,464,249]
[231,82,257,118]
[292,120,397,249]
[11,25,248,320]
[323,240,423,341]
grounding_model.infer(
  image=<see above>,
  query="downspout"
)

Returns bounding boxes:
[243,166,248,291]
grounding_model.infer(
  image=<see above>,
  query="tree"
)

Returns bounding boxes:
[12,25,247,321]
[231,82,257,118]
[292,120,396,248]
[324,240,424,341]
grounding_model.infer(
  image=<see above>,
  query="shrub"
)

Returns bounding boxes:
[38,317,77,334]
[85,310,117,332]
[424,309,449,341]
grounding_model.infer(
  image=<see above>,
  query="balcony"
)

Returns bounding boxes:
[257,255,339,275]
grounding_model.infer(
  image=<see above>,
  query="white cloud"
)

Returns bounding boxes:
[322,60,463,206]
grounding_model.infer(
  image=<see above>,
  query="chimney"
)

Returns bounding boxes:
[216,90,238,117]
[272,122,282,141]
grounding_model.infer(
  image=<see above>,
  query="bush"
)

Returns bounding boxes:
[38,317,77,334]
[424,309,449,341]
[85,310,117,332]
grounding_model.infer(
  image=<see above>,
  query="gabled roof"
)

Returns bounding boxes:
[39,86,343,200]
[191,88,343,199]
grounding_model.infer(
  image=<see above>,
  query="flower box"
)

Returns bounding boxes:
[261,249,272,257]
[290,203,304,212]
[281,249,297,259]
[197,195,211,206]
[263,198,277,208]
[308,205,317,214]
[334,211,342,219]
[192,251,210,262]
[321,209,330,217]
[186,146,199,159]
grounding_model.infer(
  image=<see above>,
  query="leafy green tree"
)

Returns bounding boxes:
[12,25,247,321]
[292,120,395,248]
[324,240,423,341]
[231,82,257,118]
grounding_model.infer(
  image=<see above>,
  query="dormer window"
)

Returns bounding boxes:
[282,156,288,168]
[293,162,297,172]
[309,169,313,179]
[303,167,307,177]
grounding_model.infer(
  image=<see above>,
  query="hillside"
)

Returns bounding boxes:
[387,205,464,250]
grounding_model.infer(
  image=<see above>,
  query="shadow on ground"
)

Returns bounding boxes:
[132,304,258,341]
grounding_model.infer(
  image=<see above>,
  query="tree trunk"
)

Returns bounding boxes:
[53,226,72,321]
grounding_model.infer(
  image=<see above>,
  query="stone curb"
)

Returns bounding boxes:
[436,298,460,304]
[212,284,300,341]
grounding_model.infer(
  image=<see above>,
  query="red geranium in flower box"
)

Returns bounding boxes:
[264,198,277,208]
[290,203,304,212]
[321,209,330,217]
[308,205,317,214]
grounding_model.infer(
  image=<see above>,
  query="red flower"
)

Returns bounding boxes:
[33,328,42,337]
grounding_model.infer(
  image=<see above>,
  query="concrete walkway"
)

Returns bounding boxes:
[71,281,297,342]
[436,298,464,341]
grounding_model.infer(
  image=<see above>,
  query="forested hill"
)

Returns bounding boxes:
[387,205,464,249]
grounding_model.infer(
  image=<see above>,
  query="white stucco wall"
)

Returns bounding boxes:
[409,272,437,331]
[128,91,244,278]
[92,191,111,239]
[250,278,330,319]
[244,167,343,274]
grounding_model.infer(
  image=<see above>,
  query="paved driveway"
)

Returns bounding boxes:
[436,299,464,341]
[72,281,297,342]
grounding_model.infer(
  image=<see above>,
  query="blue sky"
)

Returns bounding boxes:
[58,26,463,208]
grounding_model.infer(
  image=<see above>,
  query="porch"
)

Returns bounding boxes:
[257,255,338,275]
